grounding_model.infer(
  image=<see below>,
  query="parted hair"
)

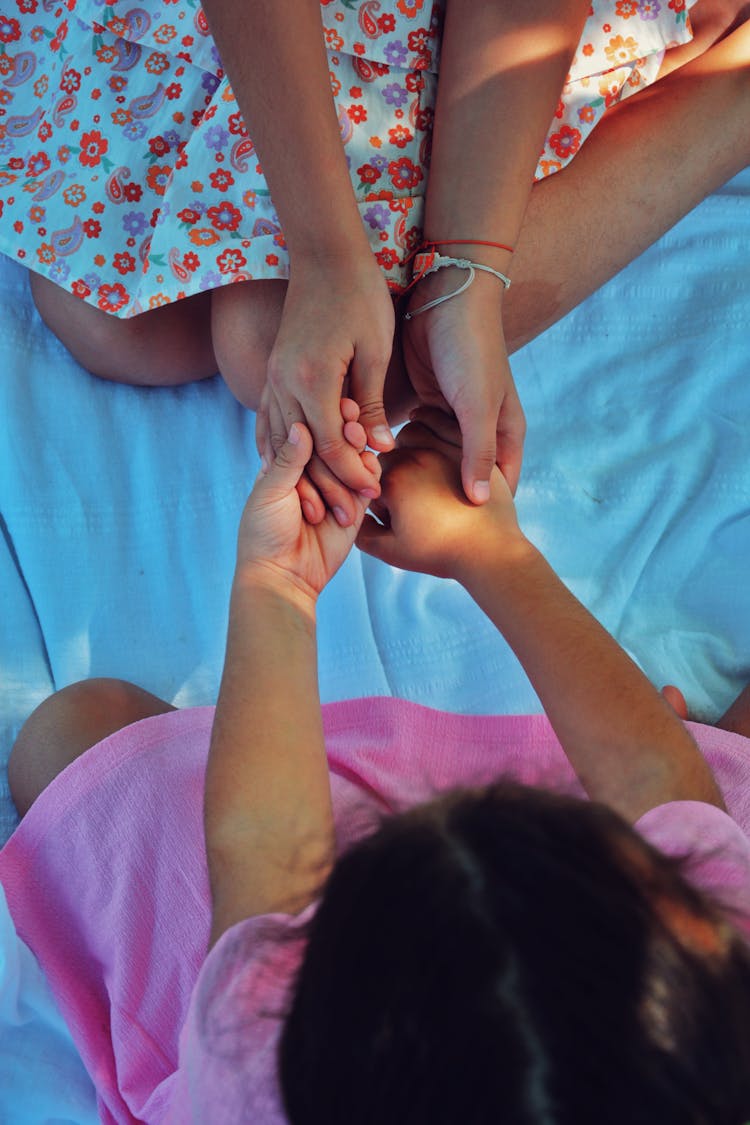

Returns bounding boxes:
[279,781,750,1125]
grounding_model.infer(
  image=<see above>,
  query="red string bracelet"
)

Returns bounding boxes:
[422,238,515,255]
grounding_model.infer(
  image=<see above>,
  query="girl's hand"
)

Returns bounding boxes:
[256,253,396,527]
[357,406,525,584]
[401,270,526,502]
[239,420,378,601]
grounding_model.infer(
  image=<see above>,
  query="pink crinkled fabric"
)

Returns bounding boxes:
[1,698,748,1123]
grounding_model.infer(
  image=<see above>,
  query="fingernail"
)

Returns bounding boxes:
[302,500,316,523]
[359,487,379,500]
[260,454,269,474]
[473,480,490,503]
[288,424,300,445]
[333,506,350,526]
[372,425,394,447]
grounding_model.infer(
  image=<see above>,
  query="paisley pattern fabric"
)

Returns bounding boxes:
[0,0,696,315]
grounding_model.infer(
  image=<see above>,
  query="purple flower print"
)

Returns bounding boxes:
[199,270,223,291]
[83,272,101,290]
[154,201,171,226]
[363,203,390,231]
[204,123,229,151]
[48,260,70,283]
[122,210,148,236]
[0,138,15,156]
[382,82,408,108]
[201,72,220,95]
[189,199,207,215]
[383,40,409,67]
[163,129,181,148]
[638,0,661,17]
[123,121,147,142]
[371,155,388,172]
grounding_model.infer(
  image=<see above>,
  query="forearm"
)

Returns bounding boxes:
[201,0,368,258]
[460,540,723,820]
[425,0,589,271]
[205,571,333,940]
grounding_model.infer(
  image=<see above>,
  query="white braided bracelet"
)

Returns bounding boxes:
[404,250,512,320]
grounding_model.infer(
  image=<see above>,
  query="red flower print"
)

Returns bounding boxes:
[413,106,433,132]
[83,218,102,238]
[123,183,143,202]
[9,157,24,171]
[357,163,381,185]
[60,67,81,94]
[17,0,38,12]
[178,207,200,224]
[175,145,188,170]
[405,72,424,94]
[165,82,182,100]
[37,122,53,142]
[146,164,172,196]
[388,156,422,190]
[388,124,413,149]
[227,111,247,137]
[79,129,108,168]
[27,151,51,177]
[407,28,430,56]
[71,279,91,299]
[0,15,21,41]
[216,248,247,274]
[149,134,171,157]
[548,124,581,159]
[397,0,424,18]
[183,251,200,271]
[265,253,279,266]
[378,13,396,32]
[97,283,128,313]
[207,201,242,231]
[375,247,399,269]
[347,104,367,124]
[209,167,235,192]
[145,51,169,75]
[615,0,638,14]
[582,41,594,56]
[668,0,686,10]
[113,251,136,275]
[36,242,55,264]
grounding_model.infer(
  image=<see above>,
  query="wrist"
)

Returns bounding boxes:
[456,532,536,598]
[232,562,319,627]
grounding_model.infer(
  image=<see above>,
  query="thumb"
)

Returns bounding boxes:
[454,402,498,506]
[349,353,395,452]
[257,423,313,499]
[356,513,396,563]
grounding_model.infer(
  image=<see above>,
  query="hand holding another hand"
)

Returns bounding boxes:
[357,406,526,585]
[401,268,526,503]
[256,252,396,527]
[239,411,379,604]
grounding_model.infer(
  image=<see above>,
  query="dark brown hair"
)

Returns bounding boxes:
[279,782,750,1124]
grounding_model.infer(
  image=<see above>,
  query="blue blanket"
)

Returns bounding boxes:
[1,169,749,1120]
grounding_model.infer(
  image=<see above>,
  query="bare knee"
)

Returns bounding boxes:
[29,272,216,385]
[7,678,174,817]
[211,279,286,410]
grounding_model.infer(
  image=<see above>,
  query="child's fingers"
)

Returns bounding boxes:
[495,385,526,497]
[253,422,313,501]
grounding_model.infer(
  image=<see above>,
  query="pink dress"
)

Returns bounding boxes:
[2,698,750,1123]
[0,0,698,310]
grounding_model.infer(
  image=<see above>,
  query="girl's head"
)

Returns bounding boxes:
[279,783,750,1124]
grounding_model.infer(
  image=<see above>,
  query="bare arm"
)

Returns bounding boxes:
[201,0,395,502]
[205,574,333,946]
[205,422,377,946]
[459,539,724,823]
[358,411,724,823]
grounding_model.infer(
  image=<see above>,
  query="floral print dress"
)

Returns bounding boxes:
[0,0,696,316]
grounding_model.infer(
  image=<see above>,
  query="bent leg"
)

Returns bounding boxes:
[7,678,175,817]
[504,17,750,352]
[30,273,217,385]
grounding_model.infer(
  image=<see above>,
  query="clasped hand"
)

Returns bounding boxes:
[241,403,523,598]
